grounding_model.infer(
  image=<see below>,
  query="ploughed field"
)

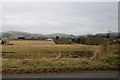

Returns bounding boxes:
[2,40,119,74]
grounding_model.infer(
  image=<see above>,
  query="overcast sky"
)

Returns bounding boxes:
[2,2,118,35]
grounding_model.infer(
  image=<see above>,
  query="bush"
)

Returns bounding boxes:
[73,35,108,45]
[54,38,72,44]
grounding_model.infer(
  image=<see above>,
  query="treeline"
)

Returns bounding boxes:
[54,35,119,45]
[72,35,108,45]
[1,32,119,45]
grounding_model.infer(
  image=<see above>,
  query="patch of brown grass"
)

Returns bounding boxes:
[9,40,56,45]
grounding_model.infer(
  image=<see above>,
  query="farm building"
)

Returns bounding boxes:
[46,38,53,41]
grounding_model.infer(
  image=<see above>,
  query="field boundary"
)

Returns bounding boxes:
[3,66,119,74]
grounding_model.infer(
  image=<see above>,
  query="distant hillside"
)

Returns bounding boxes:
[96,32,120,37]
[1,31,119,39]
[2,31,43,39]
[1,31,72,39]
[76,32,119,38]
[44,33,72,38]
[76,35,88,38]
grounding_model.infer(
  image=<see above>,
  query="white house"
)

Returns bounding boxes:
[46,38,53,41]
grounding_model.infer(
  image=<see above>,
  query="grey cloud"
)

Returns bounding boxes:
[2,2,118,35]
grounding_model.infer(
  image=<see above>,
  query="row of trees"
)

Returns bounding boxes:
[72,35,108,45]
[54,36,72,44]
[54,34,119,45]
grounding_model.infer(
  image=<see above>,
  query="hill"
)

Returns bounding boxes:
[44,33,72,38]
[1,31,119,39]
[2,31,43,39]
[96,32,120,37]
[1,31,73,39]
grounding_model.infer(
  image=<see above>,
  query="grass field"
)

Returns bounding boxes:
[9,40,56,45]
[2,40,119,73]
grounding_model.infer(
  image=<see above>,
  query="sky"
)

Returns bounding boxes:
[1,2,118,35]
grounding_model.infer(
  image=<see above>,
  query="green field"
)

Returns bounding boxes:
[2,40,119,73]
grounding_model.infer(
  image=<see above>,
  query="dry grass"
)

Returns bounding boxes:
[2,44,98,59]
[9,40,56,45]
[2,40,119,73]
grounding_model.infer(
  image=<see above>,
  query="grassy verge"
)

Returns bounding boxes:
[2,57,119,74]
